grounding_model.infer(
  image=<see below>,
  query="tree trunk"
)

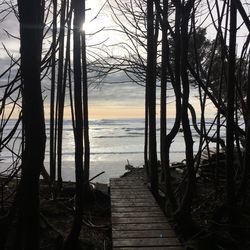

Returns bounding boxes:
[226,0,237,223]
[56,0,67,189]
[50,0,57,183]
[238,57,250,204]
[175,0,196,220]
[144,85,149,178]
[64,0,85,247]
[7,0,46,249]
[160,0,177,214]
[81,24,90,196]
[164,0,182,214]
[147,0,158,198]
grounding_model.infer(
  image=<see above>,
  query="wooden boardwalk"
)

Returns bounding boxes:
[110,176,183,249]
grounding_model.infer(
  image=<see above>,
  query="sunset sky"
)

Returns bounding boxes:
[0,0,248,120]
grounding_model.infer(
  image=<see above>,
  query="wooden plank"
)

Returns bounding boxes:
[113,238,182,247]
[110,177,144,181]
[111,191,152,196]
[110,178,145,182]
[112,223,171,231]
[111,198,155,203]
[110,177,144,180]
[112,206,162,213]
[112,229,176,239]
[112,199,155,204]
[110,183,147,187]
[112,199,156,204]
[111,188,149,192]
[110,181,146,185]
[111,197,158,203]
[111,186,148,190]
[112,216,168,224]
[111,185,147,189]
[110,182,147,186]
[111,191,151,195]
[111,193,151,197]
[111,188,148,191]
[111,194,153,198]
[110,182,146,186]
[111,183,146,186]
[113,247,183,250]
[110,180,146,184]
[111,197,154,201]
[112,211,163,218]
[111,202,158,207]
[111,194,153,199]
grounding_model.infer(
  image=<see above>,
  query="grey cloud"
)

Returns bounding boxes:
[88,70,145,107]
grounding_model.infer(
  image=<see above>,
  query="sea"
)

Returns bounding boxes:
[0,118,222,184]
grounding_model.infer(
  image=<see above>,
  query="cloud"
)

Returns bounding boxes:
[88,70,145,107]
[0,9,20,58]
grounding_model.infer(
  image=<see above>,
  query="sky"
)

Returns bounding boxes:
[0,0,149,120]
[0,0,249,120]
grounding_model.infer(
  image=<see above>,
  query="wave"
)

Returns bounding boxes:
[92,119,130,126]
[43,150,186,156]
[91,151,143,155]
[127,132,144,135]
[90,118,148,126]
[2,150,186,161]
[124,127,144,131]
[43,151,144,156]
[91,127,111,130]
[92,135,141,139]
[92,135,142,138]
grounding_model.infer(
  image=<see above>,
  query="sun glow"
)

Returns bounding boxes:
[81,19,103,36]
[81,22,87,32]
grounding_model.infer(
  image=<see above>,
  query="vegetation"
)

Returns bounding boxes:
[0,0,250,249]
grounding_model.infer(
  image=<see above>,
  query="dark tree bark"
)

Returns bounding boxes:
[175,0,196,219]
[81,20,90,196]
[238,58,250,204]
[64,0,85,247]
[162,0,182,214]
[144,87,149,177]
[50,0,57,183]
[160,0,177,214]
[56,0,67,189]
[6,0,46,249]
[226,0,237,222]
[147,0,158,198]
[160,0,168,187]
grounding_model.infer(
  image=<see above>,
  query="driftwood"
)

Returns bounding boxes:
[40,165,51,185]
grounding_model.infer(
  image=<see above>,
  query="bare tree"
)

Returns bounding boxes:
[147,0,159,198]
[226,0,237,224]
[64,0,89,247]
[5,0,46,248]
[175,0,196,220]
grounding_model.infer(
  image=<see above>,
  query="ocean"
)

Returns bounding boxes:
[0,118,222,184]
